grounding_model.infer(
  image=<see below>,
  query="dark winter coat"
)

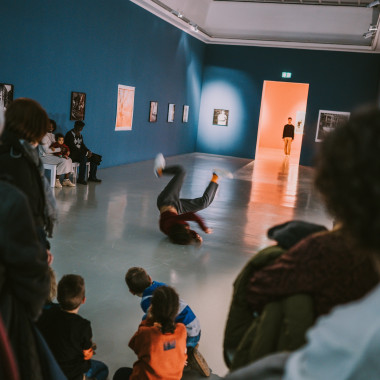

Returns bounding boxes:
[0,180,50,380]
[223,221,327,370]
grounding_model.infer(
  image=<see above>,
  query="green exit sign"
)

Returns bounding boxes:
[282,72,292,78]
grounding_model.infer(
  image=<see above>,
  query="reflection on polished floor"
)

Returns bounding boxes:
[51,152,332,378]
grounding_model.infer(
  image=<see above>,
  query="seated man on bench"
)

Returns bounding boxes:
[65,121,102,185]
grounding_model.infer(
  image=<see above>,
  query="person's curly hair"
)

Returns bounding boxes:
[315,108,380,251]
[168,224,194,245]
[151,286,179,334]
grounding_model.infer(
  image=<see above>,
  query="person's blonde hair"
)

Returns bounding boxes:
[47,267,57,303]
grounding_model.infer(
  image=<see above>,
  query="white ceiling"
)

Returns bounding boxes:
[131,0,380,52]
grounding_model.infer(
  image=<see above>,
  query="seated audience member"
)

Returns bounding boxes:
[39,119,75,188]
[0,98,57,246]
[225,108,380,380]
[64,120,102,185]
[51,133,70,159]
[224,221,328,370]
[125,266,211,377]
[37,274,109,380]
[113,286,187,380]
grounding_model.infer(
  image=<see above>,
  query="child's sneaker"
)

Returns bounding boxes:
[55,179,62,188]
[213,168,233,179]
[154,153,166,177]
[62,179,76,187]
[187,345,211,377]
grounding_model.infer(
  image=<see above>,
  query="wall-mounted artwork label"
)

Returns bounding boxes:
[315,110,350,142]
[0,83,14,112]
[182,105,189,123]
[70,92,86,120]
[213,109,229,126]
[115,85,135,131]
[167,104,175,123]
[295,111,306,134]
[149,101,158,122]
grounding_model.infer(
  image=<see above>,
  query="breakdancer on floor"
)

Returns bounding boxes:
[154,153,230,245]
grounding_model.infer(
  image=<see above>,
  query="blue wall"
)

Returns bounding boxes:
[3,1,380,168]
[197,45,380,166]
[2,0,205,168]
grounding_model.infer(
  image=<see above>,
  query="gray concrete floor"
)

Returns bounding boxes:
[50,151,331,378]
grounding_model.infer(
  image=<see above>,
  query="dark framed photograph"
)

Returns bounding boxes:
[149,101,158,122]
[315,110,350,142]
[182,105,189,123]
[0,83,14,112]
[213,109,229,126]
[167,103,175,123]
[70,91,86,120]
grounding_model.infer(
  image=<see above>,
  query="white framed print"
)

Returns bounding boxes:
[182,105,189,123]
[115,85,135,131]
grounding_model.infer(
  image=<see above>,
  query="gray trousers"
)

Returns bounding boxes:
[156,165,218,214]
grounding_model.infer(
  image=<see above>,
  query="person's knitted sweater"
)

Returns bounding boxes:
[282,124,295,139]
[159,211,208,236]
[247,229,379,317]
[50,142,70,157]
[141,281,201,341]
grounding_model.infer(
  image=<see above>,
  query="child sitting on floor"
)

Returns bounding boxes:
[51,133,70,159]
[37,274,109,380]
[125,267,211,377]
[113,286,187,380]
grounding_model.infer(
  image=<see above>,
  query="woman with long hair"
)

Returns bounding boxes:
[0,98,58,246]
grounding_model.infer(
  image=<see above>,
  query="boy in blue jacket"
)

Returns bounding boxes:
[125,266,211,377]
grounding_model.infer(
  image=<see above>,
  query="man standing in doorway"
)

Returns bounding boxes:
[282,117,295,156]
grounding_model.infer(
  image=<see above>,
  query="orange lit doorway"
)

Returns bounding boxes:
[255,81,309,164]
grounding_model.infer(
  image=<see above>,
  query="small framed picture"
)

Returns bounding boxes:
[0,83,14,111]
[149,101,158,122]
[70,91,86,120]
[168,103,175,123]
[213,109,229,126]
[182,105,189,123]
[315,110,350,142]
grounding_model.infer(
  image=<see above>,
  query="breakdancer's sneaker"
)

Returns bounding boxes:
[213,168,233,179]
[154,153,166,177]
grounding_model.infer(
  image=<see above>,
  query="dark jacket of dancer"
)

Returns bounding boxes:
[156,165,218,245]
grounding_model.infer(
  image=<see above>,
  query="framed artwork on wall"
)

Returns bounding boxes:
[182,105,189,123]
[213,109,229,126]
[115,85,135,131]
[315,110,350,142]
[0,83,14,112]
[70,92,86,120]
[295,110,306,134]
[149,101,158,122]
[167,103,175,123]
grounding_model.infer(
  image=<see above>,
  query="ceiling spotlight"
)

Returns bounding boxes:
[367,0,380,7]
[363,30,376,39]
[171,10,183,18]
[363,24,378,38]
[190,24,198,32]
